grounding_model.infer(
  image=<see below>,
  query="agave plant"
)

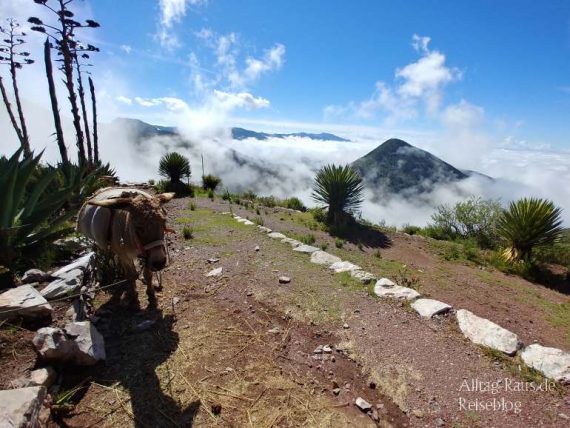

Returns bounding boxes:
[0,149,78,284]
[497,197,564,262]
[312,164,364,226]
[159,152,191,183]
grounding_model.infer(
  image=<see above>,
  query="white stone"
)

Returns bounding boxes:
[456,309,521,356]
[293,244,320,254]
[521,344,570,383]
[310,251,342,266]
[206,267,223,277]
[281,237,302,247]
[22,269,50,284]
[50,252,94,278]
[376,278,396,287]
[33,322,106,366]
[355,397,372,411]
[350,270,376,284]
[411,298,452,319]
[0,285,53,320]
[242,220,255,226]
[236,218,248,223]
[374,280,420,301]
[0,386,46,428]
[268,232,287,239]
[233,216,242,220]
[41,268,84,300]
[257,226,272,233]
[329,261,361,273]
[64,321,106,365]
[29,367,57,388]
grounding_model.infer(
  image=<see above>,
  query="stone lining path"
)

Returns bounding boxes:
[229,212,570,385]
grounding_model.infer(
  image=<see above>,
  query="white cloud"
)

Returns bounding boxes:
[116,96,133,105]
[120,45,132,54]
[325,34,461,122]
[243,43,286,82]
[157,0,208,49]
[213,90,270,110]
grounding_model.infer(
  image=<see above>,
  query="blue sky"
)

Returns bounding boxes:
[77,0,570,150]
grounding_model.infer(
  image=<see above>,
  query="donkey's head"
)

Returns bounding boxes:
[88,192,175,271]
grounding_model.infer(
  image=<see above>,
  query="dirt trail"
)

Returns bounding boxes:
[60,197,569,427]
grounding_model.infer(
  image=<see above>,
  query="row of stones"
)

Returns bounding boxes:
[230,213,570,385]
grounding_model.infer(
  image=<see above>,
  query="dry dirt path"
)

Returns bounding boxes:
[62,196,569,427]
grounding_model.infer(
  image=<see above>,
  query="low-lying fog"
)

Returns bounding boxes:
[1,104,569,228]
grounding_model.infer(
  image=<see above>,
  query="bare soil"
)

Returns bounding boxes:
[1,195,569,427]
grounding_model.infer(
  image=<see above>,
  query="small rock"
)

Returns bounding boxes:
[332,388,340,395]
[41,268,85,300]
[254,245,260,252]
[268,232,287,239]
[0,386,47,428]
[257,226,272,233]
[267,327,281,334]
[314,345,324,354]
[411,298,452,319]
[246,291,253,297]
[371,409,379,422]
[435,417,445,427]
[279,276,291,284]
[412,409,424,418]
[350,270,376,284]
[355,397,372,412]
[520,344,570,383]
[343,323,349,329]
[172,297,180,305]
[206,267,223,277]
[207,258,220,264]
[558,413,569,420]
[0,285,53,321]
[374,279,420,301]
[22,269,50,284]
[211,403,222,415]
[29,367,57,388]
[322,345,333,353]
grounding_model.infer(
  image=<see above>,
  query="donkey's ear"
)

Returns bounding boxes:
[87,197,132,208]
[158,192,175,203]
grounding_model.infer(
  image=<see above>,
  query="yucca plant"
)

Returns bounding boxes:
[312,164,364,227]
[0,149,78,285]
[497,197,564,262]
[159,152,190,183]
[202,174,222,191]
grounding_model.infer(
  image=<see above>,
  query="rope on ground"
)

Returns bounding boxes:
[0,278,128,317]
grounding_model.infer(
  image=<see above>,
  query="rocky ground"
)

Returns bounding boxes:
[1,194,569,427]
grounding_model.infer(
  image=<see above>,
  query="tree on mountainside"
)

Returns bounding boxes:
[312,164,364,228]
[29,0,100,165]
[0,18,34,158]
[88,76,99,164]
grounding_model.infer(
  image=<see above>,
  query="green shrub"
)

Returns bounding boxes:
[202,174,222,191]
[222,188,232,201]
[335,238,345,249]
[497,198,564,262]
[312,164,364,226]
[310,207,327,224]
[182,226,194,240]
[253,216,264,226]
[401,224,422,235]
[320,242,329,251]
[242,190,257,201]
[189,201,196,211]
[208,190,214,200]
[257,196,277,207]
[301,234,316,245]
[430,196,503,248]
[357,242,364,251]
[148,179,155,185]
[284,197,306,212]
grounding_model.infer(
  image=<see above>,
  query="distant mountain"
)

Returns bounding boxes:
[351,138,482,195]
[231,127,350,142]
[112,118,177,142]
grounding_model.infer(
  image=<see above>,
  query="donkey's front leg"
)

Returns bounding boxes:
[143,266,157,308]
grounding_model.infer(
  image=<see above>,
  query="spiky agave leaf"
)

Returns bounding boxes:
[159,152,191,183]
[312,164,364,226]
[497,197,564,262]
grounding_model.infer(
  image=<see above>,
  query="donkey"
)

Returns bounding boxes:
[77,187,175,307]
